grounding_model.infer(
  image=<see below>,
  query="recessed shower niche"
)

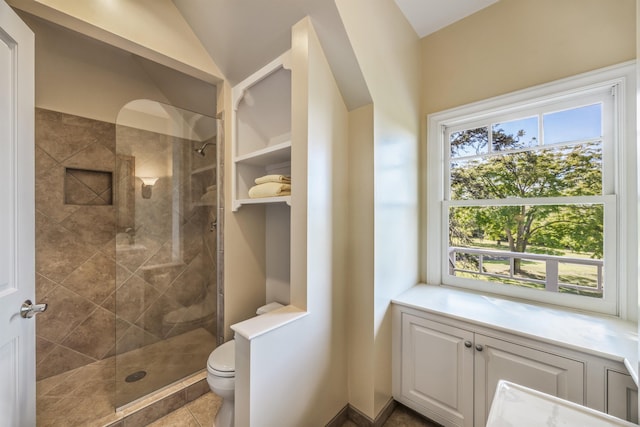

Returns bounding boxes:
[64,167,113,205]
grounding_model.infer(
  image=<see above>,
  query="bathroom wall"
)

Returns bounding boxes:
[420,0,636,116]
[345,102,375,415]
[8,0,221,84]
[336,0,421,419]
[17,12,217,124]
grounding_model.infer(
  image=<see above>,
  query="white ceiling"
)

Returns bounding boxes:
[394,0,499,37]
[172,0,498,110]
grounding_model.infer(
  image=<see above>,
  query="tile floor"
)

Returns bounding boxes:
[341,405,440,427]
[114,328,215,407]
[150,395,438,427]
[36,328,214,426]
[146,392,220,426]
[37,321,434,427]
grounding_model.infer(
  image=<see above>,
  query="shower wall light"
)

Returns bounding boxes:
[139,177,158,199]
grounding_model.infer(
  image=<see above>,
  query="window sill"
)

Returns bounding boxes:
[392,284,638,385]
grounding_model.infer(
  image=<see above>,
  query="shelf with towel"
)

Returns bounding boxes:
[234,139,291,167]
[236,196,291,207]
[232,51,292,211]
[230,49,292,307]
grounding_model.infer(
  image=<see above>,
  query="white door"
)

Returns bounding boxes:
[0,1,35,426]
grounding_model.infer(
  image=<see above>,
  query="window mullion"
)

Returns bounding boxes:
[447,195,607,207]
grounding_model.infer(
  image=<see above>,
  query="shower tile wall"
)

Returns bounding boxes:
[35,108,217,382]
[35,108,117,380]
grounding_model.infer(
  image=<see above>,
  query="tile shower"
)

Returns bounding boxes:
[34,104,221,426]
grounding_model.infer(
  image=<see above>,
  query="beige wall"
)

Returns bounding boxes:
[19,13,217,125]
[336,0,421,419]
[346,103,375,415]
[8,0,221,84]
[20,13,170,124]
[421,0,636,116]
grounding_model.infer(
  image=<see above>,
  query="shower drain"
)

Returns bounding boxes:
[125,370,147,383]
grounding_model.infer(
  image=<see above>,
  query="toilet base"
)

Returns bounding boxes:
[214,399,234,427]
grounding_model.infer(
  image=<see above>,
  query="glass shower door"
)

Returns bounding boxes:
[113,100,219,408]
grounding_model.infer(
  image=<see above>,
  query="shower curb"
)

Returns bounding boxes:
[103,375,209,427]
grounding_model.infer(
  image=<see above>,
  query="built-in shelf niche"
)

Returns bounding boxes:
[231,50,293,306]
[232,51,292,211]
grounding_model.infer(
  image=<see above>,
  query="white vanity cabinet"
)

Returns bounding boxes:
[392,286,639,426]
[392,286,640,424]
[399,313,474,426]
[607,370,639,423]
[473,333,584,424]
[397,310,584,427]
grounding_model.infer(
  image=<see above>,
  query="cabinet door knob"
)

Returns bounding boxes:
[464,340,472,348]
[475,344,484,352]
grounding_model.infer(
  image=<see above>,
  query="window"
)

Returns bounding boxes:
[425,63,636,316]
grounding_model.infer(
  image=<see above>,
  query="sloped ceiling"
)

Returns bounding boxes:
[172,0,500,111]
[172,0,372,110]
[9,0,500,111]
[394,0,498,37]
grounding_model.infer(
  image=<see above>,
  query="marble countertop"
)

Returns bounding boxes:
[392,284,638,384]
[487,381,636,426]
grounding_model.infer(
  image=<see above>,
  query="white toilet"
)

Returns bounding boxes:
[206,302,283,427]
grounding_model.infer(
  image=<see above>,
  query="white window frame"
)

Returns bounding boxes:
[425,62,636,317]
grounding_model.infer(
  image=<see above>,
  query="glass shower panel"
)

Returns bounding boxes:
[114,100,218,408]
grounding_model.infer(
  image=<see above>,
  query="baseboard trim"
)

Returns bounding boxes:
[326,398,397,427]
[325,404,350,427]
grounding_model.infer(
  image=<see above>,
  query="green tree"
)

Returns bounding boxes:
[450,128,602,273]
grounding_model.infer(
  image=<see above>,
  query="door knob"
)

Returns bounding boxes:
[20,299,47,319]
[464,340,472,348]
[475,344,484,352]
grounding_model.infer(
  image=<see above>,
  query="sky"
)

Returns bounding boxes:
[452,103,602,158]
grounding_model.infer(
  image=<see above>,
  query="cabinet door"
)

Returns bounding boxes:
[400,313,474,427]
[607,370,638,423]
[474,334,584,426]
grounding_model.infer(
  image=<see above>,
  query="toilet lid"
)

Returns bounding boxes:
[207,340,235,375]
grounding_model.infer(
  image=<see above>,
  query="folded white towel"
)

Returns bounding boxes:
[248,182,291,199]
[254,174,291,185]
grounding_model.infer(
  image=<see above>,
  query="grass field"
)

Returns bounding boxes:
[454,239,602,298]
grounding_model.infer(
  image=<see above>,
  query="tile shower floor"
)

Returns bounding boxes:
[36,328,216,426]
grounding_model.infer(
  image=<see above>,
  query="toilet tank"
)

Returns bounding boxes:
[256,302,284,315]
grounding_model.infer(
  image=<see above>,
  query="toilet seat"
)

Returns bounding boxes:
[207,340,235,378]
